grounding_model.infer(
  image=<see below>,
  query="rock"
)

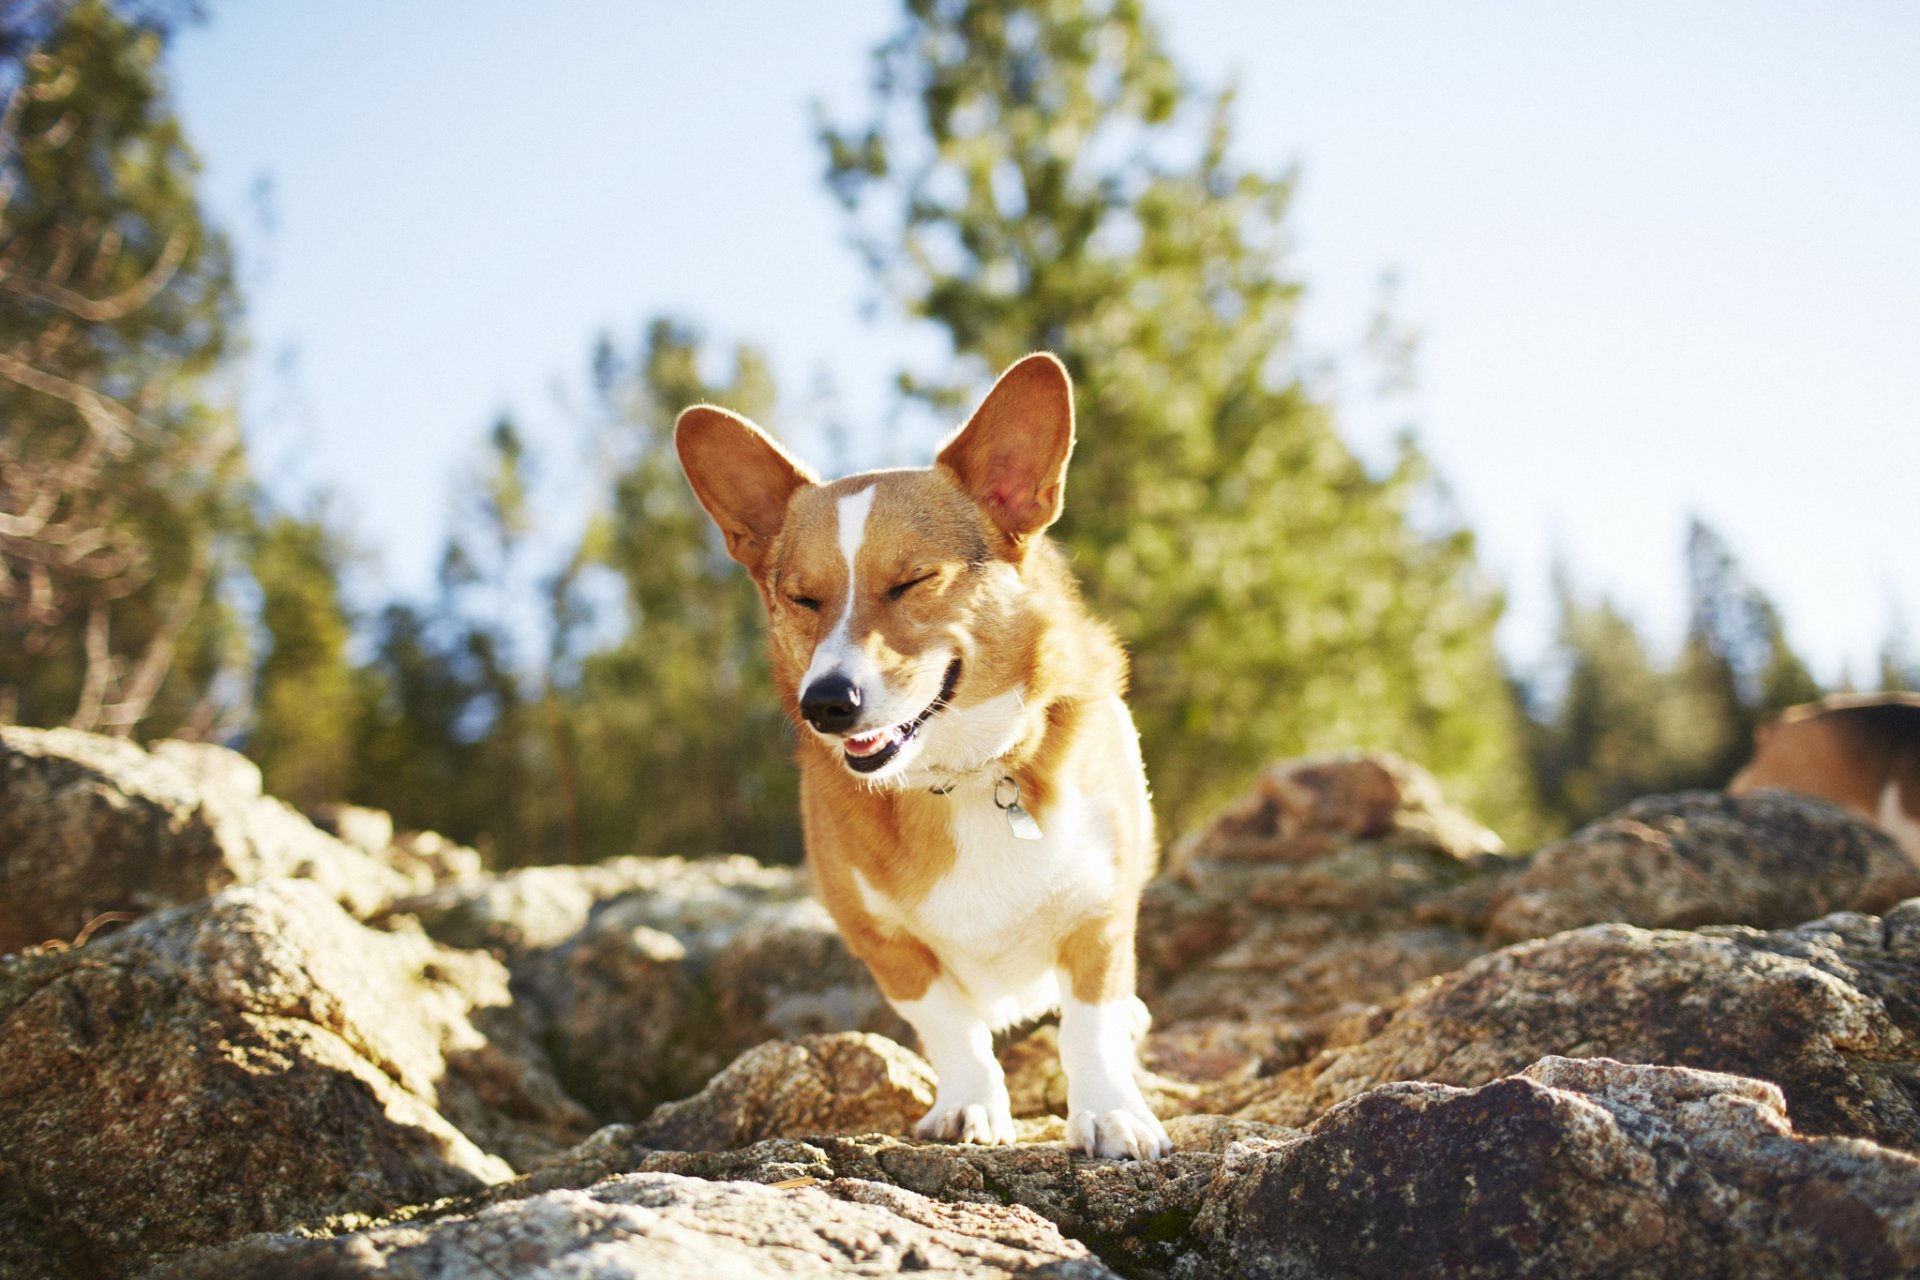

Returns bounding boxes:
[0,727,415,954]
[310,802,486,890]
[1164,752,1506,873]
[1231,904,1920,1154]
[0,880,592,1278]
[634,1033,937,1152]
[1487,789,1920,942]
[1199,1056,1920,1280]
[1138,795,1518,1074]
[396,855,909,1121]
[472,1128,1220,1280]
[147,1170,1119,1279]
[1137,780,1919,1087]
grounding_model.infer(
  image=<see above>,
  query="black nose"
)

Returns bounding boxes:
[800,674,861,733]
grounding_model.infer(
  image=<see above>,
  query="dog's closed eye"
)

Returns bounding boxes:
[789,594,822,611]
[888,573,937,601]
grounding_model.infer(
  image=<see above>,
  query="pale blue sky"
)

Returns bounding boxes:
[171,1,1920,683]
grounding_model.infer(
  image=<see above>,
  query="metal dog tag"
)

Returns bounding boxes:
[994,776,1045,841]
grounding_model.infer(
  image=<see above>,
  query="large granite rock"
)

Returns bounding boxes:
[1139,770,1920,1084]
[393,854,909,1121]
[633,1033,937,1152]
[0,880,592,1279]
[1200,1056,1920,1280]
[1486,788,1920,941]
[0,727,423,954]
[148,1170,1118,1279]
[1230,903,1920,1155]
[153,1055,1920,1280]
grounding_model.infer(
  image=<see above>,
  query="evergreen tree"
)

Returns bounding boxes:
[563,319,803,860]
[822,0,1535,835]
[0,0,245,735]
[345,417,567,865]
[1527,524,1827,833]
[1681,517,1821,786]
[248,510,356,809]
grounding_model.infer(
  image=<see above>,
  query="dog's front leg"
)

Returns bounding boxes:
[1058,924,1171,1159]
[894,977,1016,1145]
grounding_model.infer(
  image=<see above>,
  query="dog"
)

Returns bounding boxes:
[675,352,1170,1159]
[1728,692,1920,865]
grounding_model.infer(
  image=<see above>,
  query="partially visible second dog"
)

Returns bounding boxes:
[1728,692,1920,864]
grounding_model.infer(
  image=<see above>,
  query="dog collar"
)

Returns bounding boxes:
[925,770,1043,839]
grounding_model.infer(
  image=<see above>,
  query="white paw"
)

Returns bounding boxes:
[1067,1105,1171,1160]
[915,1098,1017,1145]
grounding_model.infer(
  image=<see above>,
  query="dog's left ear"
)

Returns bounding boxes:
[936,352,1075,542]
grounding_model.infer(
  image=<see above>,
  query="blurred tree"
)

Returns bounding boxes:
[562,318,803,860]
[1880,618,1918,693]
[345,417,568,865]
[248,510,356,809]
[0,0,246,735]
[1526,579,1672,826]
[1679,517,1821,786]
[821,0,1535,836]
[1526,522,1826,834]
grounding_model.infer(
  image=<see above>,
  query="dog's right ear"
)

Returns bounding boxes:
[675,406,818,576]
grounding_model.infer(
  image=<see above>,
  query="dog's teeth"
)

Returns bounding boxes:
[846,727,899,757]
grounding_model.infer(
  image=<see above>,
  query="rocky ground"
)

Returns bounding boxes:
[4,725,1919,1278]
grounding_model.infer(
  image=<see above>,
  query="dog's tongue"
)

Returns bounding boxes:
[844,727,899,758]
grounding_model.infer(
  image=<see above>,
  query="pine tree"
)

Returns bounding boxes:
[1681,517,1822,785]
[248,511,357,809]
[562,319,803,860]
[0,0,245,735]
[822,0,1535,835]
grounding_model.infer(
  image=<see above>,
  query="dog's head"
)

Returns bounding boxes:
[675,353,1075,785]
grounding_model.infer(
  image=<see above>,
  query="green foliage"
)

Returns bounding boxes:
[1526,520,1826,835]
[561,320,802,861]
[342,419,570,865]
[0,0,246,735]
[248,512,356,809]
[822,0,1536,836]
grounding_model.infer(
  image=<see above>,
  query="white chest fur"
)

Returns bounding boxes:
[856,779,1119,1029]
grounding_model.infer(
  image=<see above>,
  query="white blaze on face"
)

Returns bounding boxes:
[800,484,879,709]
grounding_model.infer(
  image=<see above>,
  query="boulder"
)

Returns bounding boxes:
[421,1126,1224,1280]
[153,1056,1920,1280]
[1487,788,1920,941]
[1138,777,1920,1085]
[1137,755,1520,1072]
[394,855,908,1121]
[1231,903,1920,1154]
[146,1170,1118,1279]
[633,1033,937,1152]
[0,880,591,1279]
[0,727,416,954]
[310,801,486,890]
[1163,752,1506,873]
[1200,1056,1920,1279]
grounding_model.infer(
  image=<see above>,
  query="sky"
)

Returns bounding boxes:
[169,1,1920,685]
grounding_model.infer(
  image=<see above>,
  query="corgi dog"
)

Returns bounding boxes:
[1729,692,1920,866]
[675,353,1169,1159]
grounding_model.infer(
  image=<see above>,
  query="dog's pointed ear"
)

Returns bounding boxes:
[675,406,818,576]
[935,352,1075,543]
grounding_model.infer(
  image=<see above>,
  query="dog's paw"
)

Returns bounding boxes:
[1067,1105,1171,1160]
[915,1098,1017,1145]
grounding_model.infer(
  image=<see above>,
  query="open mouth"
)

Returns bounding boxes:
[841,658,963,774]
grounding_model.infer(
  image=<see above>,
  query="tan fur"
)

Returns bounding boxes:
[1729,693,1920,840]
